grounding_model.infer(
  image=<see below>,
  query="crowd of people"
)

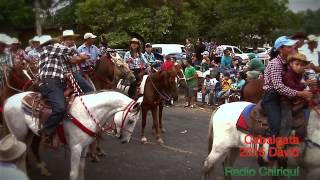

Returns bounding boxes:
[181,33,319,109]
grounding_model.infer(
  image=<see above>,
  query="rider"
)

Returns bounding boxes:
[9,38,28,67]
[142,43,156,69]
[60,30,94,93]
[77,33,100,72]
[124,38,146,78]
[246,53,265,80]
[38,35,89,140]
[262,36,312,142]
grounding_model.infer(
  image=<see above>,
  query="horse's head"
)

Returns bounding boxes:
[173,62,187,88]
[114,96,143,144]
[110,55,136,84]
[159,70,179,101]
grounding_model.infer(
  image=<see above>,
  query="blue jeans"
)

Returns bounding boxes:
[39,78,67,136]
[73,72,94,93]
[261,90,281,136]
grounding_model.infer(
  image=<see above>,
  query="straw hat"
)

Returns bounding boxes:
[288,53,309,64]
[0,134,26,161]
[308,34,318,42]
[84,32,97,40]
[11,37,21,44]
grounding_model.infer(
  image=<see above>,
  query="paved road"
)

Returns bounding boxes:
[29,105,307,180]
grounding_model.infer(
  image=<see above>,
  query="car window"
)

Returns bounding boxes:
[153,47,162,54]
[181,47,185,53]
[234,47,242,54]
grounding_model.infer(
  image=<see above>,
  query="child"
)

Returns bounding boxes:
[215,73,233,105]
[281,53,309,140]
[201,75,218,106]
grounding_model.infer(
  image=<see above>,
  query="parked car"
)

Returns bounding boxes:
[217,45,249,61]
[243,47,269,65]
[152,44,186,62]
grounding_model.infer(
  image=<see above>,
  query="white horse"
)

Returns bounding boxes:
[202,101,320,180]
[3,91,143,180]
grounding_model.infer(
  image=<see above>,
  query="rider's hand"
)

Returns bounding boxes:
[306,79,317,86]
[297,90,312,100]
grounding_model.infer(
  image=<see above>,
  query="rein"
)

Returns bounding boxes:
[66,73,136,136]
[147,70,171,101]
[3,66,25,93]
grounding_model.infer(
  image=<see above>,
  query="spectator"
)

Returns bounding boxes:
[231,71,246,90]
[220,49,232,72]
[200,51,211,72]
[0,134,29,180]
[246,53,265,79]
[214,42,223,64]
[201,75,217,106]
[195,38,206,63]
[77,32,100,72]
[185,38,195,59]
[184,59,197,108]
[215,73,232,105]
[0,34,12,82]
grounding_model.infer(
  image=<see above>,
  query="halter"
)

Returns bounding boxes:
[147,70,172,101]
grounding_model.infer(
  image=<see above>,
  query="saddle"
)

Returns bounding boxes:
[238,101,307,137]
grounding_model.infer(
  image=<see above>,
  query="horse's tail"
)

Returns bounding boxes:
[208,107,219,153]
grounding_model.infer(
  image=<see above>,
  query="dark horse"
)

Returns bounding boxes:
[138,64,185,144]
[241,79,264,103]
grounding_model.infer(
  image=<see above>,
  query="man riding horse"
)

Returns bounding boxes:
[37,35,89,142]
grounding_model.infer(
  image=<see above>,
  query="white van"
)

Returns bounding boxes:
[152,44,185,55]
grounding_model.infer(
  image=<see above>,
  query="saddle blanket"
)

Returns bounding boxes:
[236,103,256,132]
[139,75,148,95]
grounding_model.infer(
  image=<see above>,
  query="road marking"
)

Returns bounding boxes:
[131,137,193,155]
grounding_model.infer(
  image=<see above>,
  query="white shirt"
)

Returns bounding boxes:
[203,78,218,90]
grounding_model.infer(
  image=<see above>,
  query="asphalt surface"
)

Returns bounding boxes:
[28,104,307,180]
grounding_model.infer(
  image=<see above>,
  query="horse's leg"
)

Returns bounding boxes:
[141,107,148,144]
[31,136,51,176]
[78,146,88,180]
[96,135,106,157]
[202,148,227,180]
[223,148,239,180]
[151,106,163,144]
[70,145,83,180]
[159,102,166,133]
[88,140,100,162]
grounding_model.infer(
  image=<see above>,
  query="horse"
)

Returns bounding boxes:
[90,53,136,90]
[3,91,143,180]
[201,101,320,180]
[139,69,179,144]
[241,79,264,103]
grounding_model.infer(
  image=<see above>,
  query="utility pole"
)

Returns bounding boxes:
[34,0,42,35]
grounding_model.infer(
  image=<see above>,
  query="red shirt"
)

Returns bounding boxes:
[161,60,174,71]
[283,68,305,91]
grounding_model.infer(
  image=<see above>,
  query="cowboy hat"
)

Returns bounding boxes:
[307,34,318,42]
[61,30,79,39]
[11,37,21,44]
[84,32,97,40]
[31,36,41,43]
[129,38,141,45]
[288,53,309,64]
[0,134,26,162]
[0,33,13,45]
[38,35,58,46]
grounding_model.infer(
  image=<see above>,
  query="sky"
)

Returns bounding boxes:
[288,0,320,12]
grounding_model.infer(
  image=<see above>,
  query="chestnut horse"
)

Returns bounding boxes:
[241,79,264,103]
[139,66,183,144]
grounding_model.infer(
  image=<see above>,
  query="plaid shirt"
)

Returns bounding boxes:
[38,44,77,80]
[263,55,297,97]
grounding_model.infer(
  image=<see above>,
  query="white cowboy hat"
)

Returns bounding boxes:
[61,30,79,38]
[38,35,57,46]
[0,134,26,161]
[0,33,13,45]
[308,34,318,42]
[84,32,97,39]
[31,35,41,42]
[11,37,21,44]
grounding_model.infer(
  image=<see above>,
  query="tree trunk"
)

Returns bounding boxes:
[34,0,42,35]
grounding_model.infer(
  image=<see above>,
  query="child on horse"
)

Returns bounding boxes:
[261,36,312,153]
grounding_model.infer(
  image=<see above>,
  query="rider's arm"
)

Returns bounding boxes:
[308,63,320,73]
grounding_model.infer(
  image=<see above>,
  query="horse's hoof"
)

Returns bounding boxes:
[157,138,164,144]
[141,137,147,144]
[161,128,167,133]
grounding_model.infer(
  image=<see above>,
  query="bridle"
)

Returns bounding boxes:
[2,65,34,93]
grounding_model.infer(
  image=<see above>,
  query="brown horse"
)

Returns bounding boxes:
[241,79,264,103]
[139,69,179,144]
[90,54,135,90]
